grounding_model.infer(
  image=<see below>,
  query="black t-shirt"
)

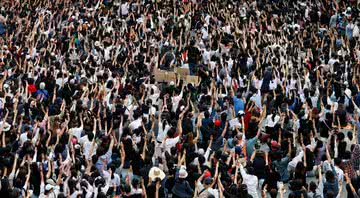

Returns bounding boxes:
[164,52,175,67]
[253,156,266,179]
[187,46,200,64]
[147,182,166,198]
[187,171,201,189]
[310,10,319,23]
[320,12,330,25]
[264,170,280,190]
[131,154,144,176]
[335,109,347,127]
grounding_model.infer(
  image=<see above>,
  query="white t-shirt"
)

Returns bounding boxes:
[334,166,344,183]
[79,135,89,146]
[353,25,359,38]
[121,3,129,16]
[148,93,160,105]
[19,133,29,147]
[157,122,171,142]
[201,27,209,40]
[104,46,114,61]
[172,94,183,112]
[202,50,211,64]
[103,170,121,187]
[323,160,344,183]
[83,140,97,160]
[164,136,180,153]
[129,118,142,130]
[70,126,83,140]
[55,77,68,87]
[269,79,278,90]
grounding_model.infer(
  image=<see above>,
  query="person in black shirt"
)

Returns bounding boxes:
[186,40,201,75]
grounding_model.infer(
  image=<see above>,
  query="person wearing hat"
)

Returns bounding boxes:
[172,165,193,198]
[34,82,49,101]
[211,121,228,151]
[147,166,167,198]
[39,177,59,198]
[148,167,166,182]
[0,121,10,132]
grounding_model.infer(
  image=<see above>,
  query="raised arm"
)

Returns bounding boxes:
[141,135,147,161]
[345,173,360,198]
[248,146,256,163]
[287,138,292,157]
[210,162,219,188]
[220,122,228,137]
[46,159,52,179]
[11,154,18,175]
[325,137,332,164]
[302,143,307,167]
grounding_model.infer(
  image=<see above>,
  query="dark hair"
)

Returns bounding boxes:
[326,191,335,198]
[325,170,335,183]
[334,158,342,166]
[309,181,317,192]
[246,167,254,175]
[88,132,94,141]
[198,155,205,165]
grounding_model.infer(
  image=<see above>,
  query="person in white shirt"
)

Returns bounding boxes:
[162,109,186,154]
[69,115,83,140]
[239,164,259,198]
[171,83,184,112]
[129,117,142,131]
[323,158,344,184]
[120,2,129,17]
[19,127,34,147]
[82,132,97,160]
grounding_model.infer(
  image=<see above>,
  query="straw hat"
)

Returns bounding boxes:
[148,167,166,181]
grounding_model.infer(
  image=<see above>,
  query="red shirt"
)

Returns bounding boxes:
[244,109,252,131]
[27,84,37,94]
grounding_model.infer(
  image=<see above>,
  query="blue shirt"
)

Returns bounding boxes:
[346,24,354,40]
[202,109,216,127]
[246,137,258,157]
[273,157,290,182]
[289,98,298,111]
[95,149,112,171]
[35,89,49,100]
[0,22,5,35]
[233,96,244,113]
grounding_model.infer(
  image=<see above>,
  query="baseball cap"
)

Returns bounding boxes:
[204,177,213,185]
[214,120,221,127]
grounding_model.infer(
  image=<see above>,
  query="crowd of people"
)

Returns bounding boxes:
[0,0,360,197]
